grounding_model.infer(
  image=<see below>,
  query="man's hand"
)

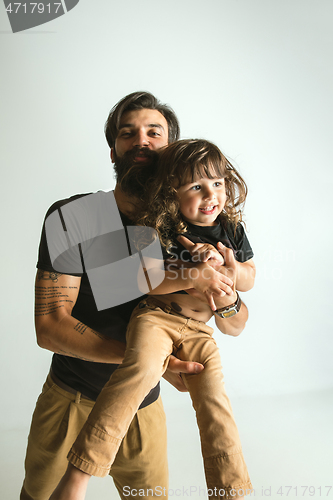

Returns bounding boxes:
[215,242,237,291]
[180,241,238,311]
[163,355,204,392]
[191,262,234,310]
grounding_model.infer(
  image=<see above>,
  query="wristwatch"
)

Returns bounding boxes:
[214,292,241,319]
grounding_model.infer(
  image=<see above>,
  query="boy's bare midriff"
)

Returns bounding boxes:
[153,292,214,323]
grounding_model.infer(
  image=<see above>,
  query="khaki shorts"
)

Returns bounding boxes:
[20,373,168,500]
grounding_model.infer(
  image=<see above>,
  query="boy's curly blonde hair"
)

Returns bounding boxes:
[134,139,248,251]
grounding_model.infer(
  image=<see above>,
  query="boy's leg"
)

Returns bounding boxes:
[179,327,252,500]
[20,374,94,500]
[67,305,176,477]
[110,396,168,500]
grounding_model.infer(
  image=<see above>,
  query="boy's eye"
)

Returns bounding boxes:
[190,185,201,191]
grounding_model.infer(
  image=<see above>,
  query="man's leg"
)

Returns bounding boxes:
[21,373,168,500]
[20,374,94,500]
[110,396,168,500]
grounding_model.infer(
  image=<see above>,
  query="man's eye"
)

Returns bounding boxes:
[150,131,161,137]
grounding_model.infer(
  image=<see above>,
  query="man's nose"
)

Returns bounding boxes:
[133,131,150,148]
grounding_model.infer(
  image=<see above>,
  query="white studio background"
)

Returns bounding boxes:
[0,0,332,497]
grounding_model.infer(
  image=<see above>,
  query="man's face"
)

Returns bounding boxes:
[111,109,169,197]
[111,108,169,162]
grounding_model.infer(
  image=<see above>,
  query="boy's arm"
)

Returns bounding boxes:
[177,236,256,292]
[141,256,234,311]
[234,260,256,291]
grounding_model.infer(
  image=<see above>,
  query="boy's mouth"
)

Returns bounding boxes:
[199,206,217,215]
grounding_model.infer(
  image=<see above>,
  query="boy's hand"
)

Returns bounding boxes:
[177,235,225,265]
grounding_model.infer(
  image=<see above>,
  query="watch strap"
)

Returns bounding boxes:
[214,292,241,319]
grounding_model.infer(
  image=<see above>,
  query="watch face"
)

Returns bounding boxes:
[222,309,237,318]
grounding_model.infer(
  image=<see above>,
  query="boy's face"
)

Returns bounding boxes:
[177,175,226,227]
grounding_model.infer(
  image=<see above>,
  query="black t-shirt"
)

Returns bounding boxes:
[37,191,158,405]
[169,218,254,264]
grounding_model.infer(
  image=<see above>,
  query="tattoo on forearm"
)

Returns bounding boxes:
[91,329,111,342]
[56,348,95,362]
[73,322,110,344]
[37,270,63,282]
[74,322,87,334]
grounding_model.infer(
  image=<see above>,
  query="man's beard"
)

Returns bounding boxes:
[113,148,159,199]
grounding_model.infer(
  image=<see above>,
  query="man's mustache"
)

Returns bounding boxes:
[119,147,159,164]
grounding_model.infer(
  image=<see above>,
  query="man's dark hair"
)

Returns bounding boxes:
[105,91,180,149]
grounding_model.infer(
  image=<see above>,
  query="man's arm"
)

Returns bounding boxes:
[217,243,255,291]
[35,269,203,390]
[183,238,251,336]
[213,292,249,337]
[35,269,126,363]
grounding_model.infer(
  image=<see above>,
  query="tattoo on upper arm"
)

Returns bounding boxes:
[35,303,64,316]
[37,270,63,282]
[35,284,77,317]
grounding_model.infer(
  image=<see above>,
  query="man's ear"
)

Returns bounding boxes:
[110,148,115,163]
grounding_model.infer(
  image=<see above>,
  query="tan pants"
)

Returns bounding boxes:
[68,299,252,499]
[20,373,168,500]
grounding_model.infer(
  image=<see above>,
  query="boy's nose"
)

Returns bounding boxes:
[203,189,215,200]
